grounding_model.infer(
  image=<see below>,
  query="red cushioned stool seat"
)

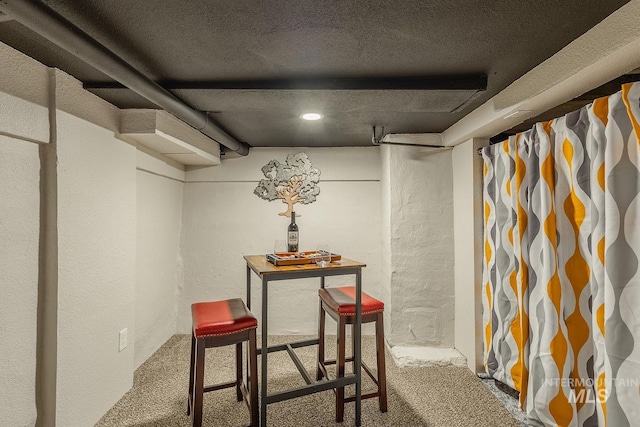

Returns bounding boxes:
[317,286,388,422]
[318,286,384,316]
[192,298,258,337]
[187,298,258,427]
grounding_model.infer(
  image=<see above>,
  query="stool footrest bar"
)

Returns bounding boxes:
[323,356,355,365]
[345,392,380,403]
[203,380,237,393]
[319,360,378,384]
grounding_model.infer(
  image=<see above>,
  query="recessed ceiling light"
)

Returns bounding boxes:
[300,112,323,121]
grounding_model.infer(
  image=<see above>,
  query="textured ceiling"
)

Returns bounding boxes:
[0,0,629,148]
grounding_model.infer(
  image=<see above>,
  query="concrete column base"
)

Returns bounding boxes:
[389,345,467,368]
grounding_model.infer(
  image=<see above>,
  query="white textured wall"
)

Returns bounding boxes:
[0,43,49,145]
[380,145,393,339]
[135,150,185,368]
[56,110,137,426]
[381,145,455,347]
[0,42,50,427]
[452,139,486,372]
[0,41,195,425]
[0,135,40,427]
[180,147,382,335]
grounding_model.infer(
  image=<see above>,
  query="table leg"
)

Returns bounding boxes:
[246,265,252,310]
[261,276,268,427]
[355,269,362,426]
[246,266,251,394]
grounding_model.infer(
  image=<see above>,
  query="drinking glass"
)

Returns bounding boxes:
[316,243,331,267]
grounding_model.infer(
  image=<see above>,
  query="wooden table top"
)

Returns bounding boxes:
[244,254,366,276]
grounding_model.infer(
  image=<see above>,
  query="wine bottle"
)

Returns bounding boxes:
[287,211,299,252]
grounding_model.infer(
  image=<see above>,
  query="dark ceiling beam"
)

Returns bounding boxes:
[83,75,488,91]
[0,0,250,156]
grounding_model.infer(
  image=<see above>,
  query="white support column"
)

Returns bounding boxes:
[452,138,486,372]
[381,144,466,367]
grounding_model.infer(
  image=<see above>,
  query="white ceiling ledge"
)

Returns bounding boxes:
[382,133,443,146]
[120,109,221,166]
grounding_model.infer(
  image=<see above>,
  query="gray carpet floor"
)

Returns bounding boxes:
[480,377,528,426]
[96,335,521,427]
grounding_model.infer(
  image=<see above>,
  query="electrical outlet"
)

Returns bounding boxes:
[119,328,128,352]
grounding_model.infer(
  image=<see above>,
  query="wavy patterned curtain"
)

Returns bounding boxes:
[482,82,640,427]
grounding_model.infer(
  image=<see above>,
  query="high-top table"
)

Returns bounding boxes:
[244,255,366,427]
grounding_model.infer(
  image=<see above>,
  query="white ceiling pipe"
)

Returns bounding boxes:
[0,0,250,156]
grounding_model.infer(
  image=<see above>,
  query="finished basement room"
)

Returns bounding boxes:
[1,1,639,426]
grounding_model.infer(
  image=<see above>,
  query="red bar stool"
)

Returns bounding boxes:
[187,298,258,427]
[316,286,388,422]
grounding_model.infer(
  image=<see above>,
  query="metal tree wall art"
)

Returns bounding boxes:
[254,152,321,217]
